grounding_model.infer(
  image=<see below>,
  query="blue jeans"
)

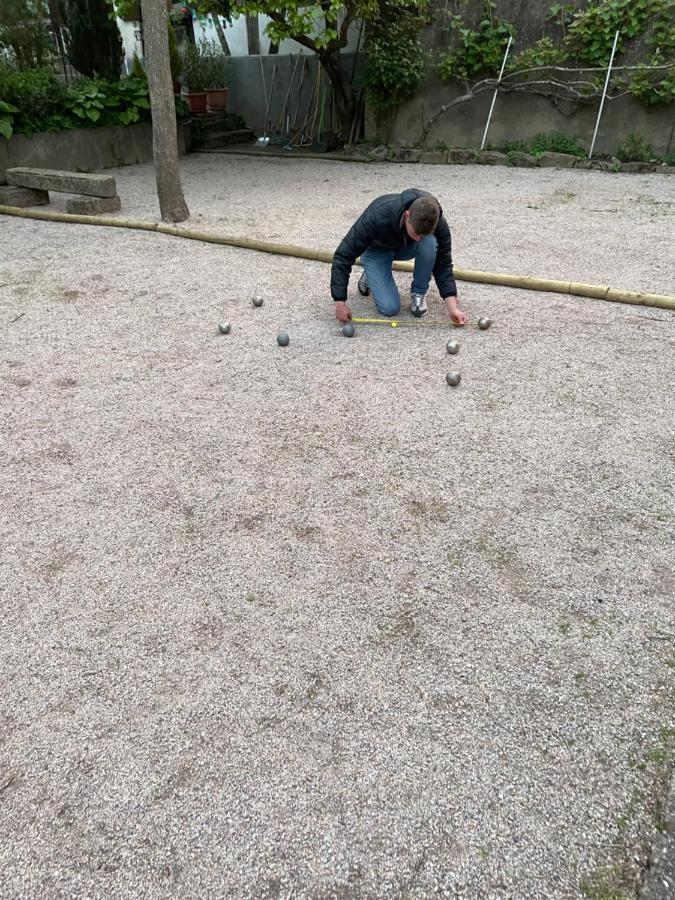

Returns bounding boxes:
[360,234,438,316]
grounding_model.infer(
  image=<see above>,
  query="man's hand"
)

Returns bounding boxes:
[445,295,467,326]
[335,301,353,324]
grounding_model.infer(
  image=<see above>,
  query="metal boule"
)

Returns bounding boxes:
[446,371,461,386]
[446,339,460,355]
[218,321,231,334]
[277,332,290,347]
[477,317,492,330]
[252,295,264,308]
[342,323,355,338]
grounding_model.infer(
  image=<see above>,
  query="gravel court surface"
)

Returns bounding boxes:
[0,157,674,899]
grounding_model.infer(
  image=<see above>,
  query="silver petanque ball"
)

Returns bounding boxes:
[277,332,290,347]
[446,339,460,355]
[342,323,355,338]
[252,295,264,308]
[477,317,492,330]
[446,370,461,387]
[218,321,231,334]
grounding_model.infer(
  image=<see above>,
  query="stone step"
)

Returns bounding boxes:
[7,167,117,198]
[193,129,255,150]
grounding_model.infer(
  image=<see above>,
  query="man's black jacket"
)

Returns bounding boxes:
[330,188,457,302]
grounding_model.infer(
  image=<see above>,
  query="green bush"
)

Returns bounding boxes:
[507,37,567,70]
[503,131,586,157]
[197,40,228,89]
[0,66,152,136]
[616,131,653,161]
[0,67,69,135]
[362,0,429,114]
[438,5,514,81]
[181,41,210,93]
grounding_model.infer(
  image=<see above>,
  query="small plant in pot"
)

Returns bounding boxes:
[181,42,209,114]
[199,39,229,112]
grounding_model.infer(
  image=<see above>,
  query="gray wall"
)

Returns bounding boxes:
[226,53,365,135]
[0,123,190,184]
[373,78,675,157]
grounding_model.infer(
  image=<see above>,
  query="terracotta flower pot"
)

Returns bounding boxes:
[186,92,208,114]
[206,88,228,112]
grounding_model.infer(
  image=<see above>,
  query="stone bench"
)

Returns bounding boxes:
[3,167,121,213]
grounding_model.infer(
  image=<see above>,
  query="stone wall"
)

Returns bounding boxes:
[0,123,188,185]
[367,0,675,157]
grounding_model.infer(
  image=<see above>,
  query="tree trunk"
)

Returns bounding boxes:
[246,15,260,55]
[211,14,231,56]
[139,0,190,223]
[319,51,356,140]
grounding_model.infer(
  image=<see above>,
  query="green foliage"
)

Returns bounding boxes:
[616,130,653,161]
[665,149,675,165]
[181,41,209,92]
[546,3,576,34]
[0,67,68,135]
[0,99,19,139]
[362,0,428,113]
[629,65,675,104]
[563,0,662,67]
[0,0,52,70]
[64,0,124,81]
[507,37,567,70]
[503,131,586,158]
[438,1,515,81]
[113,0,141,21]
[197,38,228,89]
[0,67,151,136]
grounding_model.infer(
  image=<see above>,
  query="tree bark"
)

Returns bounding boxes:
[319,50,355,139]
[211,14,231,56]
[246,14,260,55]
[139,0,190,222]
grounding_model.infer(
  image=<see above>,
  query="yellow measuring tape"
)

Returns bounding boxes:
[352,316,482,328]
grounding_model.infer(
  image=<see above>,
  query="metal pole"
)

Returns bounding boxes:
[589,30,620,159]
[480,35,513,151]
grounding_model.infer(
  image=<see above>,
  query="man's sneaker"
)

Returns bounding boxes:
[410,292,428,317]
[357,271,370,296]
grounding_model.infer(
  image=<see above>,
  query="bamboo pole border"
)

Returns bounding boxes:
[1,204,674,311]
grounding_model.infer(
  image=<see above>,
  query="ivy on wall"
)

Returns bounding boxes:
[433,0,674,107]
[361,0,431,114]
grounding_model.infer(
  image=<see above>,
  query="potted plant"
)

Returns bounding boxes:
[181,42,208,114]
[199,40,229,112]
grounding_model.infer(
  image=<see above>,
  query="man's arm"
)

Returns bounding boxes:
[330,211,378,313]
[433,215,467,323]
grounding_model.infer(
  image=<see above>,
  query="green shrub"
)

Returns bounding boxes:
[181,41,210,93]
[0,99,18,138]
[438,4,514,81]
[0,67,69,134]
[616,131,653,161]
[198,39,228,89]
[362,0,428,114]
[664,149,675,166]
[507,37,567,70]
[503,131,586,157]
[0,67,151,136]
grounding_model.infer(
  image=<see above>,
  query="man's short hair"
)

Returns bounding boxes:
[409,196,440,235]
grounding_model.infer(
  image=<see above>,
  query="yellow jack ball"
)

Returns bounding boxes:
[391,321,398,328]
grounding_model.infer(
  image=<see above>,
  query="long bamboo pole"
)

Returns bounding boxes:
[1,204,673,310]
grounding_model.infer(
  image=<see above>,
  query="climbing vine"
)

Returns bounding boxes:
[361,0,431,113]
[437,1,514,81]
[434,0,674,109]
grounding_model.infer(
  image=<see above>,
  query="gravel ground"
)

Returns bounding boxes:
[1,155,674,900]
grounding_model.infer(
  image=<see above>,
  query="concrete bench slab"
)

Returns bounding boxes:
[0,185,49,207]
[66,195,122,215]
[6,167,117,198]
